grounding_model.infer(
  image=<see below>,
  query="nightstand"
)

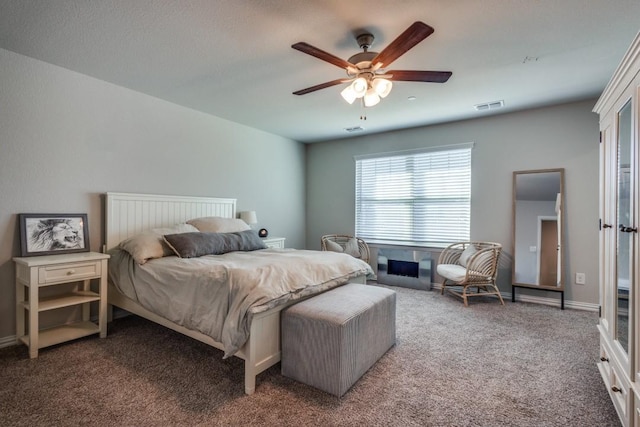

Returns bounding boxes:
[262,237,286,248]
[14,251,110,358]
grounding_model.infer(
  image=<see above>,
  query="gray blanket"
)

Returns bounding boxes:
[108,248,374,357]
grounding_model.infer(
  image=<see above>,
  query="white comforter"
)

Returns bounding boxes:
[108,248,374,357]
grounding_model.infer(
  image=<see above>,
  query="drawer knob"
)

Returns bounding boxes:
[600,356,609,362]
[66,269,76,275]
[611,386,622,393]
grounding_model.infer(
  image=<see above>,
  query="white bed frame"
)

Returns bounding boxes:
[104,192,363,395]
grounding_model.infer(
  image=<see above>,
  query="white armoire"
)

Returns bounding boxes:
[594,32,640,427]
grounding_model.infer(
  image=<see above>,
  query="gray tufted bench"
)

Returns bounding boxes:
[281,283,396,397]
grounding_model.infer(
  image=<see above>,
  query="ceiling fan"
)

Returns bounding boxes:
[291,21,452,107]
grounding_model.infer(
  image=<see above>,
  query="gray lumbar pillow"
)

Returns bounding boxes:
[163,229,267,258]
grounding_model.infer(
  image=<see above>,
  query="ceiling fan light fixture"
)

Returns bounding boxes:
[372,78,393,98]
[340,85,357,104]
[351,77,368,97]
[363,88,381,107]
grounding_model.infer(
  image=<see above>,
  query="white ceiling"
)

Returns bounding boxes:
[1,0,638,143]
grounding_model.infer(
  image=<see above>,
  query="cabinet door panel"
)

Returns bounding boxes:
[600,119,615,337]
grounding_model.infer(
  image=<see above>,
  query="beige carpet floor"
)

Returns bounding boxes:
[0,284,620,426]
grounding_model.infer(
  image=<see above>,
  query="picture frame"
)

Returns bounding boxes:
[19,213,90,257]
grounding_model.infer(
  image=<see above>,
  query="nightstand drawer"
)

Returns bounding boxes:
[38,261,101,285]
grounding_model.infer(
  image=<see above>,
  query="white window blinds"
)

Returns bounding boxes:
[355,143,472,246]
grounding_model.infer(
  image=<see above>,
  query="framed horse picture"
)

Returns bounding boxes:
[19,213,90,257]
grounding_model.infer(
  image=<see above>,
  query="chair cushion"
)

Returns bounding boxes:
[437,263,468,282]
[438,263,492,283]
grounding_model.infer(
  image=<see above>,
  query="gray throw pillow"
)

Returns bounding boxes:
[164,229,267,258]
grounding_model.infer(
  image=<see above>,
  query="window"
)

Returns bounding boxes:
[355,143,472,247]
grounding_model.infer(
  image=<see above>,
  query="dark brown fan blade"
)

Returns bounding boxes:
[387,70,452,83]
[292,42,353,70]
[370,21,434,68]
[293,78,346,95]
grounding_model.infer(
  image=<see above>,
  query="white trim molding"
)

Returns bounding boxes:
[431,283,598,311]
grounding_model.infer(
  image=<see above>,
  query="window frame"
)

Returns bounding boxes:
[354,142,473,248]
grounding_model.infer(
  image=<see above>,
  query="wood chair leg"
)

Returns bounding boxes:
[494,285,505,305]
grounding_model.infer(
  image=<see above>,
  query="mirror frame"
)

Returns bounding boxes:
[511,168,566,292]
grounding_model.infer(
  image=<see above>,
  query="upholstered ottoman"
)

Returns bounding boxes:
[281,283,396,397]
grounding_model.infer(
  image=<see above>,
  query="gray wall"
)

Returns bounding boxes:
[0,48,306,340]
[306,99,600,306]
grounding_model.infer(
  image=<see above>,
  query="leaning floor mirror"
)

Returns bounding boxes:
[511,168,566,309]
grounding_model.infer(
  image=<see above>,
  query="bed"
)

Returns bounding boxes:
[104,192,371,395]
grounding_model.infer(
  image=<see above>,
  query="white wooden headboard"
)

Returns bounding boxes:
[105,192,236,251]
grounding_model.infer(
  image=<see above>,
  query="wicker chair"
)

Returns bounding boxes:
[320,234,370,264]
[437,241,504,306]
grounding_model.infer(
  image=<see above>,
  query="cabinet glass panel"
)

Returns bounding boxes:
[616,99,632,354]
[600,124,612,330]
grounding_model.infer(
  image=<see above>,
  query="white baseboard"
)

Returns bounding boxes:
[431,283,598,312]
[508,292,597,311]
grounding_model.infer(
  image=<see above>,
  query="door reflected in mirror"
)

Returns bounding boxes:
[512,169,565,290]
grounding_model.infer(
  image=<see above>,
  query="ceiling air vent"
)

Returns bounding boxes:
[474,100,504,111]
[344,126,365,133]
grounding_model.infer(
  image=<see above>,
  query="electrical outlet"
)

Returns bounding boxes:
[575,272,586,285]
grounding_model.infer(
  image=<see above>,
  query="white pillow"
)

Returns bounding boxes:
[187,216,250,233]
[458,244,477,267]
[324,239,344,253]
[151,223,199,235]
[119,223,199,264]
